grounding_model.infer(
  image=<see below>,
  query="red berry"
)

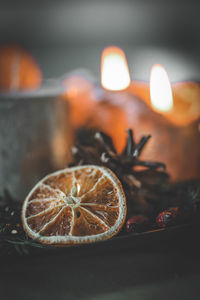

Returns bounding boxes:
[156,206,180,228]
[126,215,149,233]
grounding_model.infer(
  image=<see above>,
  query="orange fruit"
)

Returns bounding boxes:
[0,45,42,91]
[22,165,126,246]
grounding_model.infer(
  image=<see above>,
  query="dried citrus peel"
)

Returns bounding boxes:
[22,165,126,246]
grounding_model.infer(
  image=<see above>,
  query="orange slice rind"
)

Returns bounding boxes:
[22,165,126,246]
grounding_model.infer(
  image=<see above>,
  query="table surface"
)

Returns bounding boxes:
[1,225,200,300]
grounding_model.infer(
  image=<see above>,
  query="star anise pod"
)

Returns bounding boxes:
[70,128,169,217]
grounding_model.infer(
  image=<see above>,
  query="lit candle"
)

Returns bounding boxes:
[63,46,200,182]
[62,75,96,128]
[93,47,200,181]
[128,66,200,126]
[90,46,131,151]
[125,64,200,181]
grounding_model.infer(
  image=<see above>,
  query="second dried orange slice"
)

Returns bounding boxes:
[22,165,126,246]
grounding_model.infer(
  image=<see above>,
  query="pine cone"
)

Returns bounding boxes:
[70,128,169,217]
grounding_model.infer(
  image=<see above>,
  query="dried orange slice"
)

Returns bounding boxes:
[22,165,126,246]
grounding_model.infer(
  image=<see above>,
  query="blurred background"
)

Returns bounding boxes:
[0,0,200,82]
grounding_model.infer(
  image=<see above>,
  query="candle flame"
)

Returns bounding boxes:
[101,46,131,91]
[150,64,173,112]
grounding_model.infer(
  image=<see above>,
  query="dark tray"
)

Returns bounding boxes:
[1,220,199,263]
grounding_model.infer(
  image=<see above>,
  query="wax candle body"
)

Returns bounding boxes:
[89,91,200,181]
[63,76,200,182]
[129,80,200,126]
[0,92,72,201]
